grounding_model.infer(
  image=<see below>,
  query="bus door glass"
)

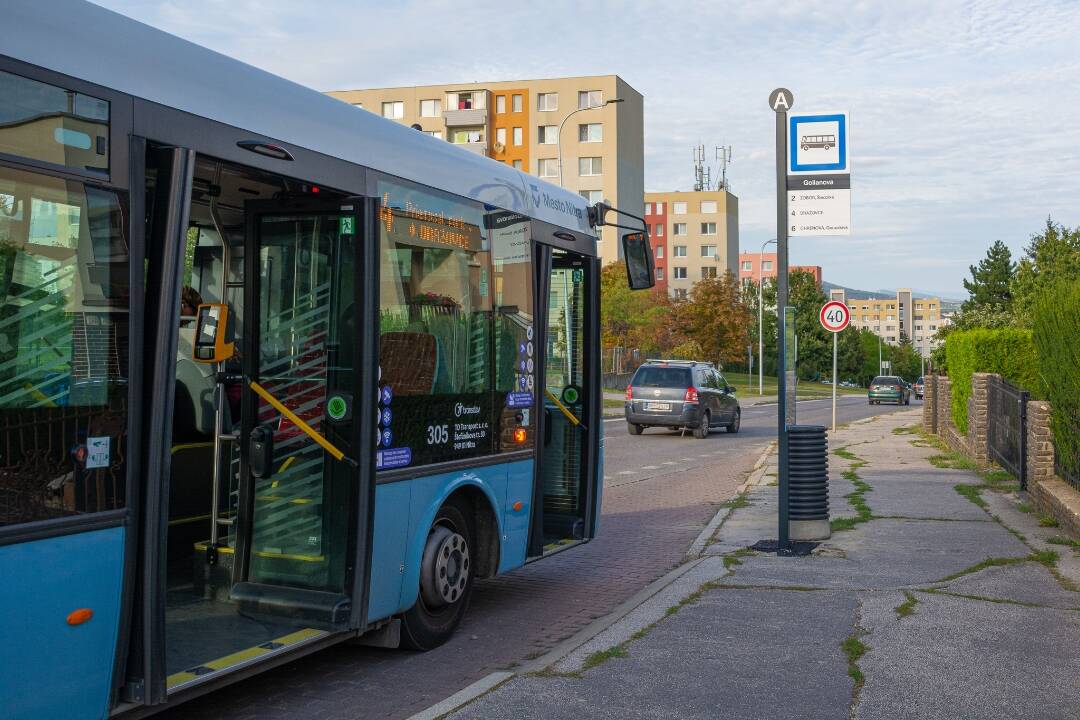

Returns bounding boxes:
[160,156,371,694]
[534,247,600,551]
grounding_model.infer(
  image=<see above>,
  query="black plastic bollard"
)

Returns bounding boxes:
[787,424,830,540]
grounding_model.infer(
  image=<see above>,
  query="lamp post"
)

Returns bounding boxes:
[556,98,623,188]
[758,238,776,395]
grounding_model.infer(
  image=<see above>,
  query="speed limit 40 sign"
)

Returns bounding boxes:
[819,300,850,333]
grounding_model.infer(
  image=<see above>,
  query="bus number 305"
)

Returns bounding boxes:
[427,424,449,445]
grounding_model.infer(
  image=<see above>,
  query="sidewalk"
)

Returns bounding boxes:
[437,409,1080,720]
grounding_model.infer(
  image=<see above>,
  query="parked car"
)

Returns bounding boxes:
[868,376,911,405]
[913,376,925,400]
[625,360,741,438]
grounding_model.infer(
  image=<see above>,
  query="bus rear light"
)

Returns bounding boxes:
[625,386,633,401]
[513,428,527,444]
[67,608,93,626]
[684,387,699,403]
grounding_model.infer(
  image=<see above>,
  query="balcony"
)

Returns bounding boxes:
[451,140,488,156]
[443,107,488,127]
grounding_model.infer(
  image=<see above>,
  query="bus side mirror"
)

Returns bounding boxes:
[193,303,235,364]
[622,232,655,290]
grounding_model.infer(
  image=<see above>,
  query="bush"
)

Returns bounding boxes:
[1033,280,1080,481]
[944,328,1039,433]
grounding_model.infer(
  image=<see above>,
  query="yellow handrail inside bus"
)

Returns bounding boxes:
[248,380,347,463]
[544,388,582,427]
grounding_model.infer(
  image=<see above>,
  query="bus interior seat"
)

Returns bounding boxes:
[379,331,439,395]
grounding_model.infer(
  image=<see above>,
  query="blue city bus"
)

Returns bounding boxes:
[0,3,654,718]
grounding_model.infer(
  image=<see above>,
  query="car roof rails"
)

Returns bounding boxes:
[643,358,715,368]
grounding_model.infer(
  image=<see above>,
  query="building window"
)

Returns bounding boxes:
[496,127,507,146]
[674,288,688,299]
[673,267,688,279]
[425,130,443,140]
[512,94,522,112]
[701,245,716,257]
[862,315,869,322]
[453,91,477,110]
[496,95,506,113]
[512,159,523,170]
[644,203,652,214]
[578,123,602,142]
[451,129,483,144]
[930,325,937,330]
[741,260,752,271]
[578,157,602,176]
[654,202,664,214]
[513,127,523,146]
[888,336,896,342]
[673,245,687,257]
[420,99,441,117]
[700,222,717,235]
[655,224,664,237]
[886,315,895,321]
[537,93,557,111]
[537,125,557,144]
[673,202,687,214]
[579,189,603,204]
[537,159,558,178]
[673,223,687,236]
[915,324,923,331]
[655,267,664,280]
[382,101,404,119]
[762,260,773,271]
[700,200,718,213]
[701,267,717,279]
[656,245,664,259]
[578,90,602,109]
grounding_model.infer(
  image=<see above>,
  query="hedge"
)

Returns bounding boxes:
[944,327,1039,433]
[1033,280,1080,483]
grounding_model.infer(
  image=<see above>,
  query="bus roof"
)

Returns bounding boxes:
[3,0,595,237]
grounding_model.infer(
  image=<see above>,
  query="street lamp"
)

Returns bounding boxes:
[758,238,776,395]
[556,98,623,188]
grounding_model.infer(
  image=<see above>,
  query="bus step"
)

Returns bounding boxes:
[230,582,351,628]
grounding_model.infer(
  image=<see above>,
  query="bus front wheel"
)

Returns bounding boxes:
[401,500,475,651]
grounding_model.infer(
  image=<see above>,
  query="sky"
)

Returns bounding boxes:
[93,0,1080,298]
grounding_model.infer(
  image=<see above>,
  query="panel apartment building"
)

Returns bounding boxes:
[327,75,644,265]
[828,288,948,358]
[643,190,739,299]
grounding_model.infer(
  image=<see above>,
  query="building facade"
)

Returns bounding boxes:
[643,190,739,299]
[643,200,668,294]
[828,288,947,358]
[327,75,644,265]
[738,253,822,286]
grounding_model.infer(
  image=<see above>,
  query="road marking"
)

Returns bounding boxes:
[663,461,678,465]
[642,465,660,470]
[617,470,636,475]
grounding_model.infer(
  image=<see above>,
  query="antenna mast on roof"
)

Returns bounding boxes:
[692,145,712,192]
[716,145,733,192]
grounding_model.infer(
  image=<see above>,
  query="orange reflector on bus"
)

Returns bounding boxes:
[512,501,524,512]
[513,428,527,444]
[67,609,93,626]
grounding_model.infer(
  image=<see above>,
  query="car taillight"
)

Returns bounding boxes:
[625,386,634,401]
[685,387,699,402]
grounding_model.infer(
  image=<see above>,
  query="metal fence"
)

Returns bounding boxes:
[1053,416,1080,492]
[986,376,1030,489]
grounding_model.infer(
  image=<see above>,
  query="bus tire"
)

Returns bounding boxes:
[401,500,474,651]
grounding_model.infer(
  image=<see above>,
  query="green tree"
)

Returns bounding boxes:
[674,270,753,367]
[786,270,830,380]
[600,262,677,360]
[961,239,1014,313]
[835,326,866,383]
[1011,217,1080,325]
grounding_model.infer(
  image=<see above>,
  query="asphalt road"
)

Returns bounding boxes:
[164,395,915,720]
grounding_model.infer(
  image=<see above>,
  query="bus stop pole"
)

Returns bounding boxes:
[771,88,791,552]
[832,332,838,433]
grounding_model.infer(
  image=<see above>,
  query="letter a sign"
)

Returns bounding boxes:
[769,88,793,113]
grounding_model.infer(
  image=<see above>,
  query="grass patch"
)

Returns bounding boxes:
[833,446,860,461]
[723,555,742,570]
[1038,516,1060,528]
[720,493,750,509]
[1046,536,1080,549]
[841,632,868,688]
[1030,549,1060,567]
[831,447,873,533]
[954,484,989,509]
[936,556,1027,582]
[895,591,918,618]
[602,398,625,410]
[892,425,919,435]
[1017,503,1033,514]
[929,452,980,471]
[580,645,627,670]
[922,587,1045,609]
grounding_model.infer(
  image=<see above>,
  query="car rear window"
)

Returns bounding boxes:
[871,376,900,385]
[632,367,692,387]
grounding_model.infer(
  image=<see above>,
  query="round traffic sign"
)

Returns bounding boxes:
[819,301,850,333]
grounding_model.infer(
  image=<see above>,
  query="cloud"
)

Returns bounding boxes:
[93,0,1080,295]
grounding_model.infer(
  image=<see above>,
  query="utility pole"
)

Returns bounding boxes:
[556,98,623,188]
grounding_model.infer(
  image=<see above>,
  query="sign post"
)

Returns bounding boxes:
[819,300,851,433]
[769,87,793,552]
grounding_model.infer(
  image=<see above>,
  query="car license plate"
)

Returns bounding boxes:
[644,402,671,411]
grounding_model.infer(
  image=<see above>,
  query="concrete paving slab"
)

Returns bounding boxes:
[938,561,1080,609]
[450,588,858,720]
[857,590,1080,720]
[857,472,991,521]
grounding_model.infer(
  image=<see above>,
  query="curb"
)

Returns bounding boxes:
[405,671,514,720]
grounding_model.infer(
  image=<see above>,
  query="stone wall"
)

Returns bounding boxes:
[1027,400,1055,488]
[922,376,937,433]
[967,373,996,465]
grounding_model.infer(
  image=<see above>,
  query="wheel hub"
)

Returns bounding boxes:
[420,526,470,608]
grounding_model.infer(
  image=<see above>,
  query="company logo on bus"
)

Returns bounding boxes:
[454,403,481,417]
[530,183,583,221]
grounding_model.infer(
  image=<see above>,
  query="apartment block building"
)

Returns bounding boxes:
[327,75,644,265]
[828,288,948,358]
[738,253,822,286]
[643,190,739,299]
